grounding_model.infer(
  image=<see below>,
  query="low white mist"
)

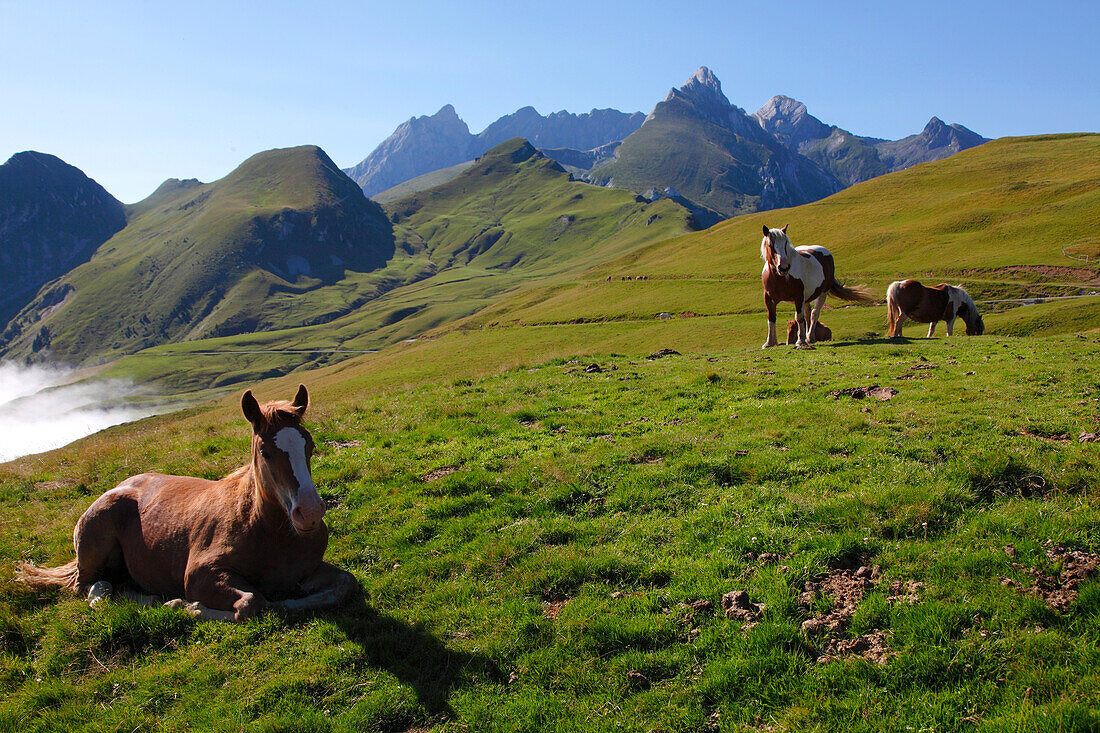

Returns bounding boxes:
[0,362,164,463]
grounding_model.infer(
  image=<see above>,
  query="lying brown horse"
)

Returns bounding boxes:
[886,279,984,338]
[760,224,873,348]
[17,385,357,621]
[787,319,832,345]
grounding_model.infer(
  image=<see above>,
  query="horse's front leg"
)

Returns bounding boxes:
[274,562,358,614]
[763,298,779,349]
[174,568,268,622]
[945,316,956,336]
[795,301,812,348]
[927,321,937,338]
[808,294,827,343]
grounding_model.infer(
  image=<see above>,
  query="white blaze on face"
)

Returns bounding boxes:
[274,427,324,529]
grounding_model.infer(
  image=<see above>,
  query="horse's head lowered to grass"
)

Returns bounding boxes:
[241,384,325,536]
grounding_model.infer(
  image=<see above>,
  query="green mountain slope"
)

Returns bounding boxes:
[85,138,696,393]
[1,146,397,364]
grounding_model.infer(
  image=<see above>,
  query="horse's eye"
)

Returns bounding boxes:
[260,446,272,458]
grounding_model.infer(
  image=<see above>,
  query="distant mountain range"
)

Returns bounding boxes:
[347,67,988,221]
[753,95,988,186]
[345,104,644,198]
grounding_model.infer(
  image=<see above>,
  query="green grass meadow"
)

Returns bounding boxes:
[3,329,1100,732]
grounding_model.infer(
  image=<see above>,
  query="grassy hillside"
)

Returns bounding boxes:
[372,161,476,203]
[82,139,696,395]
[462,134,1100,335]
[2,332,1099,731]
[0,146,397,365]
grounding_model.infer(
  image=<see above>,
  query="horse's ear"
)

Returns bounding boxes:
[762,224,770,236]
[242,390,264,432]
[781,223,788,233]
[292,384,309,416]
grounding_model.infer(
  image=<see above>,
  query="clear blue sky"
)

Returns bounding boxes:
[2,0,1096,203]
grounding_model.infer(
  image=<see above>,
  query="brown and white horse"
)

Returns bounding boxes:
[886,279,984,338]
[760,224,873,348]
[17,385,357,621]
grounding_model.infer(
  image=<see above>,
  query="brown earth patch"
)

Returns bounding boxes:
[324,440,364,449]
[797,563,921,665]
[1010,543,1099,611]
[646,348,681,360]
[421,466,460,482]
[830,385,897,401]
[721,590,765,629]
[543,598,571,619]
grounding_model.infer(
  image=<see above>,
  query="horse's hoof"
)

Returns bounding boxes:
[87,581,112,607]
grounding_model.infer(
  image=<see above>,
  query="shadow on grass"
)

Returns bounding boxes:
[829,336,915,347]
[327,593,503,718]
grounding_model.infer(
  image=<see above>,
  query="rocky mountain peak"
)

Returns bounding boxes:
[753,95,833,147]
[676,66,731,111]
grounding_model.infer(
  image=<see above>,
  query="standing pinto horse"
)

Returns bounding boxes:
[886,279,984,338]
[17,385,357,621]
[760,225,873,348]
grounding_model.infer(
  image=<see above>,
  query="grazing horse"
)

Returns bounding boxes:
[886,279,984,338]
[760,224,873,348]
[17,385,357,621]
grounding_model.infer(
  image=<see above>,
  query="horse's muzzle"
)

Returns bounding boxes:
[778,265,790,275]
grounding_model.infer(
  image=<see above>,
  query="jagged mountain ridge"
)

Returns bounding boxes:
[1,145,396,365]
[754,95,988,186]
[575,67,843,222]
[346,105,645,197]
[0,151,126,325]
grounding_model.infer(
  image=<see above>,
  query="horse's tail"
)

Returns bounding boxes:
[831,280,875,305]
[885,281,901,337]
[15,559,81,593]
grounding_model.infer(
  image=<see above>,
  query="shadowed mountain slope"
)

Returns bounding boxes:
[0,151,126,325]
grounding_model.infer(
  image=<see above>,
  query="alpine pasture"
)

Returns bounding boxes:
[2,134,1099,732]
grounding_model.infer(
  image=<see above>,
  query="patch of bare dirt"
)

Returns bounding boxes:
[721,591,765,629]
[818,630,892,665]
[646,348,681,360]
[324,440,364,449]
[1080,432,1100,443]
[543,598,571,619]
[797,562,921,665]
[1007,543,1099,611]
[1017,428,1072,442]
[829,385,897,401]
[421,466,459,482]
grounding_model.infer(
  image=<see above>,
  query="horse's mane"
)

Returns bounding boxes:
[257,400,304,431]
